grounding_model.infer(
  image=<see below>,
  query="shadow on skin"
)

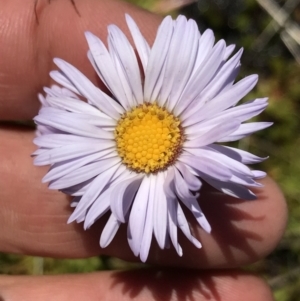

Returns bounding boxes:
[195,182,266,267]
[110,268,222,301]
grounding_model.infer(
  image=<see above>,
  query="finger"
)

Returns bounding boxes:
[0,126,287,268]
[0,269,274,301]
[0,0,161,120]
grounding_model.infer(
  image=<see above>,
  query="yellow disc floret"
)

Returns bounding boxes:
[115,103,183,173]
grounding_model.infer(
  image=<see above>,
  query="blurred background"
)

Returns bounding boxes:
[1,0,299,300]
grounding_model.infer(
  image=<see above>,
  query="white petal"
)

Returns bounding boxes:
[100,214,121,248]
[179,154,232,181]
[177,40,226,117]
[140,175,156,262]
[34,143,113,166]
[197,48,243,105]
[224,44,236,60]
[175,162,202,191]
[144,16,174,102]
[153,172,168,249]
[50,70,81,95]
[68,162,120,223]
[42,150,114,183]
[188,147,254,177]
[34,112,114,140]
[177,203,202,248]
[184,119,240,148]
[108,25,143,105]
[125,14,150,72]
[218,122,273,142]
[128,176,151,256]
[167,196,182,256]
[83,169,132,229]
[199,74,259,118]
[46,95,113,120]
[108,39,137,107]
[230,173,262,187]
[163,167,176,199]
[38,106,116,129]
[159,16,199,110]
[191,29,215,77]
[34,134,102,148]
[53,58,124,119]
[49,157,120,190]
[184,98,268,135]
[174,168,195,199]
[203,176,257,200]
[85,31,133,110]
[252,170,266,179]
[210,178,257,201]
[110,174,143,223]
[209,144,267,164]
[62,179,93,197]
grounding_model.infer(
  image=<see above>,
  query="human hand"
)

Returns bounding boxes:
[0,0,287,300]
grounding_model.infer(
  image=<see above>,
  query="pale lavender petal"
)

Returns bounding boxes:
[34,113,114,139]
[159,16,199,110]
[34,143,113,166]
[100,214,121,247]
[175,162,202,191]
[224,44,236,60]
[198,74,259,119]
[49,157,120,190]
[178,196,211,233]
[53,58,124,119]
[108,25,143,105]
[46,93,115,120]
[68,162,120,223]
[196,48,243,105]
[44,85,80,99]
[177,40,226,116]
[203,176,257,200]
[179,154,232,181]
[209,144,268,164]
[62,179,93,197]
[144,16,174,102]
[125,14,150,72]
[128,176,151,256]
[188,147,254,177]
[252,170,267,179]
[190,29,215,77]
[174,168,195,199]
[85,31,133,110]
[107,39,137,107]
[185,98,269,137]
[184,119,240,148]
[177,203,202,248]
[218,122,273,142]
[167,196,182,256]
[42,150,114,183]
[140,175,156,262]
[50,70,81,95]
[153,172,168,249]
[110,174,143,223]
[34,134,102,148]
[163,167,176,199]
[230,173,263,187]
[83,169,133,229]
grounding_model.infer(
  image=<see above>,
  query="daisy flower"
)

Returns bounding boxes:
[33,14,271,262]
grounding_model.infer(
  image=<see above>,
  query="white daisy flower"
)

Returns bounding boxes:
[33,14,272,262]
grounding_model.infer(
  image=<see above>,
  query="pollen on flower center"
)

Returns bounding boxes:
[115,103,183,173]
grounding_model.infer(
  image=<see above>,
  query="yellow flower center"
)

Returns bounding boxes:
[115,103,183,173]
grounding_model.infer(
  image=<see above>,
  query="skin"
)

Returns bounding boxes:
[0,0,288,300]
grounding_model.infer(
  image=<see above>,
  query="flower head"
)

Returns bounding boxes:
[33,14,271,262]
